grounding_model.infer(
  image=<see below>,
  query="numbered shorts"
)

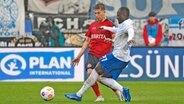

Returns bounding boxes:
[99,53,129,80]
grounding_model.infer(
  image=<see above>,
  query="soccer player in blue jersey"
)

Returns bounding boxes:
[65,6,134,102]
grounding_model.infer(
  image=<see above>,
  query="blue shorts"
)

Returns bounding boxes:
[99,53,129,80]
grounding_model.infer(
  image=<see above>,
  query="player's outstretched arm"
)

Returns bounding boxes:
[72,37,90,66]
[100,26,118,33]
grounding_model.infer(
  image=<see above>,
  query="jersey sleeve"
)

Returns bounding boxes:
[125,20,135,41]
[127,28,135,41]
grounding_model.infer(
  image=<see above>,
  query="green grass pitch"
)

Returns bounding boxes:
[0,82,183,104]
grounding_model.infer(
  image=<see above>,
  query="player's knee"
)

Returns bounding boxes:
[87,68,93,76]
[95,63,103,75]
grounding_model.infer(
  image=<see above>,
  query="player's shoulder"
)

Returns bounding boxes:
[118,19,134,30]
[105,18,113,23]
[124,19,133,25]
[88,21,98,28]
[119,19,133,27]
[104,19,114,26]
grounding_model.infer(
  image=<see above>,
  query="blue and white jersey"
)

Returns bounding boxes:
[103,19,135,62]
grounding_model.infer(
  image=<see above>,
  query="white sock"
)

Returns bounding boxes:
[100,77,123,91]
[76,70,99,97]
[115,90,123,101]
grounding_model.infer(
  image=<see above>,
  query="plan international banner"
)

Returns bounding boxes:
[0,48,84,82]
[0,0,25,37]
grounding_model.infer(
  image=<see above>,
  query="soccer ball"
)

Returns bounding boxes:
[40,86,55,101]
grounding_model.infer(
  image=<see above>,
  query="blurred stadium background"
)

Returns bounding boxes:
[0,0,184,104]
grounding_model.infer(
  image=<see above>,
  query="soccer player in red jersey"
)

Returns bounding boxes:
[72,3,122,102]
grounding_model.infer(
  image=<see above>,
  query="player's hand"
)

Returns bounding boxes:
[127,40,135,46]
[123,40,135,50]
[72,57,80,66]
[148,42,156,47]
[104,38,113,43]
